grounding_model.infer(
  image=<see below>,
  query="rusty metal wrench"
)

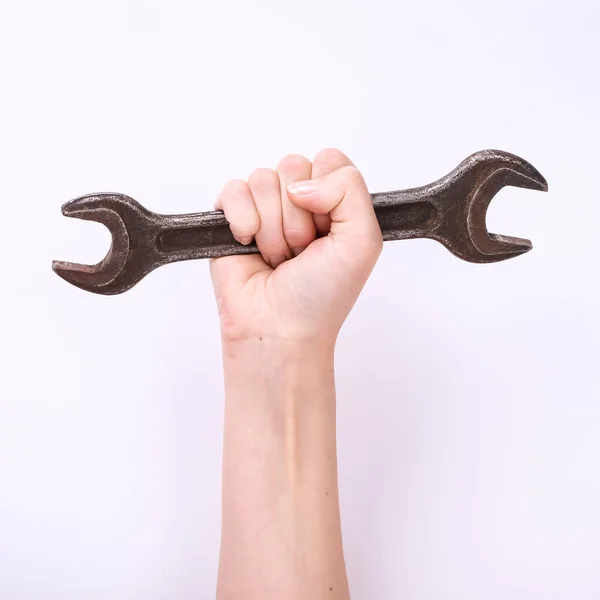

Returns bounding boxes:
[52,149,547,295]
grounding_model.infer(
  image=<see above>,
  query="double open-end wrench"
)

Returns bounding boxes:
[52,149,547,295]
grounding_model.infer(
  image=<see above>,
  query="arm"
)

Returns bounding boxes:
[210,149,382,600]
[217,339,346,599]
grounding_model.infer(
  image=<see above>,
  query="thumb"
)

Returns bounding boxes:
[286,166,382,252]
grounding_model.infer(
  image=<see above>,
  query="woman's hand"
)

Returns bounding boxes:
[209,148,383,347]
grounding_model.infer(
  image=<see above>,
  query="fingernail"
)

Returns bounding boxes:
[292,246,306,257]
[269,255,286,268]
[287,180,318,195]
[238,236,253,245]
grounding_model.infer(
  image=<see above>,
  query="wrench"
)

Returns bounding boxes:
[52,149,547,295]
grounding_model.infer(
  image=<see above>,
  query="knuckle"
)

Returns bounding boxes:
[224,178,250,196]
[340,165,365,186]
[248,167,279,191]
[314,147,347,166]
[232,220,259,240]
[277,153,310,174]
[219,179,250,207]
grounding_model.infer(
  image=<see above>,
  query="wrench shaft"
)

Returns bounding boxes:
[155,191,438,261]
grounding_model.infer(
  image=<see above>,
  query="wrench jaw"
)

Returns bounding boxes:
[439,150,548,263]
[438,233,532,264]
[52,193,153,295]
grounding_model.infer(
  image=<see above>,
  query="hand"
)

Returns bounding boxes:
[209,148,383,346]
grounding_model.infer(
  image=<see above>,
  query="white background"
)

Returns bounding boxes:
[1,1,599,598]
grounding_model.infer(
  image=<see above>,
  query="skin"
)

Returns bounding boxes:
[210,148,382,600]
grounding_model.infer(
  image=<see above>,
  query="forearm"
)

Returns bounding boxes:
[216,338,350,600]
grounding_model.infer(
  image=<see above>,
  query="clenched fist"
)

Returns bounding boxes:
[210,148,383,346]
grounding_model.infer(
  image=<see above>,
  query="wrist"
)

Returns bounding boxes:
[220,337,336,430]
[221,336,339,492]
[221,336,336,370]
[221,338,336,415]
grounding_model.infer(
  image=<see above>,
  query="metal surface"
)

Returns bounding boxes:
[52,149,548,295]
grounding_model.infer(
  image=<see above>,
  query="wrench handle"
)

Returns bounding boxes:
[155,189,437,261]
[156,210,260,260]
[371,189,438,242]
